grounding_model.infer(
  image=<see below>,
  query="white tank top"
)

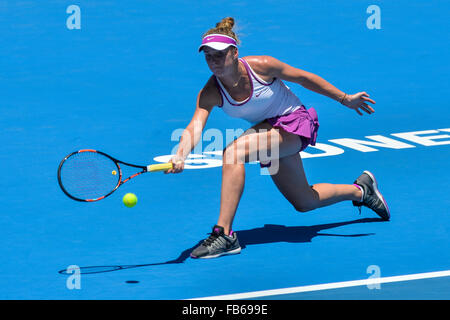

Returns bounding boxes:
[214,58,303,124]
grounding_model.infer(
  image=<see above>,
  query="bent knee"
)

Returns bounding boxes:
[293,187,319,213]
[222,145,246,165]
[293,201,317,213]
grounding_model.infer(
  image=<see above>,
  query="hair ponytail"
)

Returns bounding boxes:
[216,17,235,31]
[203,17,240,45]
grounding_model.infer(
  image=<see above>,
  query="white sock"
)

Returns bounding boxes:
[354,184,364,202]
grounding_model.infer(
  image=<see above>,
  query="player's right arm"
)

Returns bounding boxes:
[166,76,222,174]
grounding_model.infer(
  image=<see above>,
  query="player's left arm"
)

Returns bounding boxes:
[249,55,376,116]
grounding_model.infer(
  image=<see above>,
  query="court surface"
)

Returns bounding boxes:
[1,0,449,299]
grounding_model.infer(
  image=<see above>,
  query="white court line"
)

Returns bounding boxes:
[189,269,450,300]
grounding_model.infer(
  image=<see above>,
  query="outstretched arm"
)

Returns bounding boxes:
[251,55,376,116]
[165,76,220,174]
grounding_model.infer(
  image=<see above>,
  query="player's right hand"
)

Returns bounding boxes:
[165,155,185,174]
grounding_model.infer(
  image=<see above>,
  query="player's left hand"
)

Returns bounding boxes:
[342,92,376,116]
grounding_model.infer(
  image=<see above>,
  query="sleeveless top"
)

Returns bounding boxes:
[214,58,303,124]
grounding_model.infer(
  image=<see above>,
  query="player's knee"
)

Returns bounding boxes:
[293,199,317,213]
[222,145,245,165]
[294,203,312,213]
[296,187,321,212]
[222,147,234,165]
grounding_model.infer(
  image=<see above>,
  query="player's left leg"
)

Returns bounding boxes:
[268,152,362,213]
[269,151,390,220]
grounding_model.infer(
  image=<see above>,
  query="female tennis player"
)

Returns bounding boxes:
[166,17,390,259]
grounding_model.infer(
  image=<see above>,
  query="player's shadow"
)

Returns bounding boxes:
[237,217,381,249]
[58,217,382,275]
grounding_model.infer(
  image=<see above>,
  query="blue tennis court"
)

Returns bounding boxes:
[1,0,449,300]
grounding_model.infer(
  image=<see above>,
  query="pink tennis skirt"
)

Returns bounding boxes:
[260,105,319,167]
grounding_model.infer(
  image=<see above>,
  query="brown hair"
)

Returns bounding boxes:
[203,17,240,45]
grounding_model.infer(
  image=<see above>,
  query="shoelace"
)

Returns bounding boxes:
[202,232,220,247]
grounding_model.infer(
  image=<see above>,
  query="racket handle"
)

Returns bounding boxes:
[147,163,173,172]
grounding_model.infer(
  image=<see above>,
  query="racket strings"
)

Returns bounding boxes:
[59,151,120,200]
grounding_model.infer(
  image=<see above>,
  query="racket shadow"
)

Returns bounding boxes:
[57,242,202,275]
[58,217,383,275]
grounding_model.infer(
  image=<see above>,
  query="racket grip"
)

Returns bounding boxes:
[147,163,173,172]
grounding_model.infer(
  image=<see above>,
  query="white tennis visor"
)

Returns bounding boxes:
[198,34,238,52]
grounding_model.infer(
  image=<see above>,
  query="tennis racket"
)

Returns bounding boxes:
[57,149,173,202]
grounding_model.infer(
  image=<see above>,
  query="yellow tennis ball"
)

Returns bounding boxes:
[123,193,137,208]
[112,170,117,175]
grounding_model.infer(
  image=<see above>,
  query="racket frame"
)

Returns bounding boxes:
[57,149,170,202]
